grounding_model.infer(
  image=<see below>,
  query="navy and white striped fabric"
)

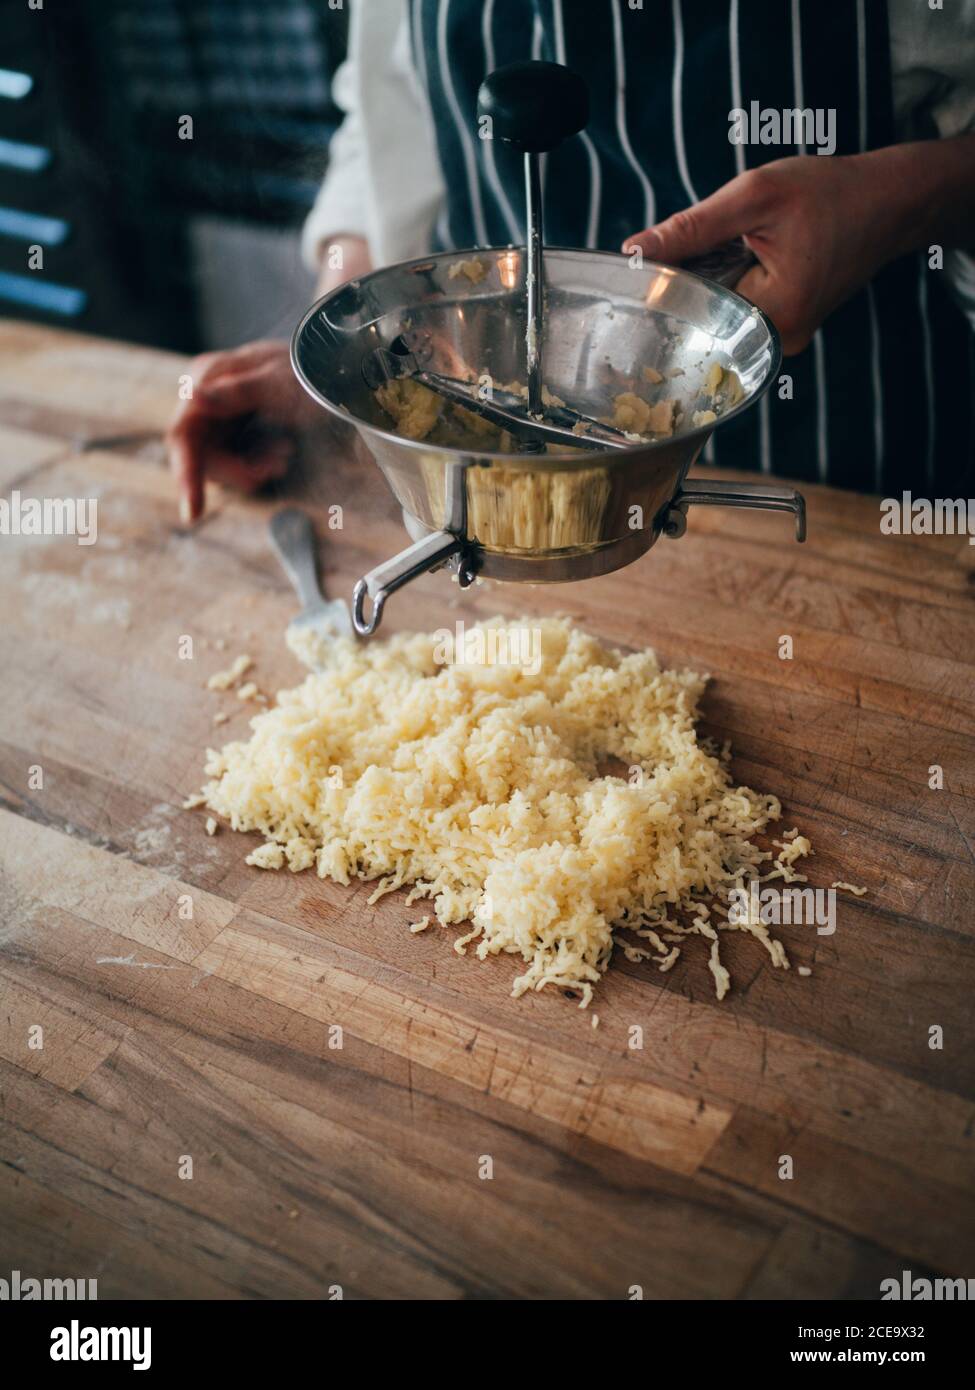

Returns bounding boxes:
[409,0,973,493]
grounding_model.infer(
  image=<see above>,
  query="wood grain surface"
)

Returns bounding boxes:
[1,320,973,1300]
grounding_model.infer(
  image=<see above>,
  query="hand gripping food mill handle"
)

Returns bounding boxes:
[682,237,758,290]
[478,62,590,423]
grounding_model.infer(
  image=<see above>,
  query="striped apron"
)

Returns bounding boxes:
[408,0,974,493]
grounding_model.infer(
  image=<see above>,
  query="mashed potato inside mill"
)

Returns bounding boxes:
[372,365,743,449]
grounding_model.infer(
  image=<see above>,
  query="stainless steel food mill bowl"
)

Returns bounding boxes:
[292,246,804,635]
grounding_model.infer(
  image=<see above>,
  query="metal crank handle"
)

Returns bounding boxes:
[664,478,806,542]
[477,62,590,420]
[413,372,628,453]
[352,529,476,637]
[411,371,562,448]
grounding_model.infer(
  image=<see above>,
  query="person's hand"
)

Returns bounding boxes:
[168,235,372,522]
[167,340,319,522]
[623,154,910,355]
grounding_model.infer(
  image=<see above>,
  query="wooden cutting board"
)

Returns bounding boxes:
[1,319,973,1299]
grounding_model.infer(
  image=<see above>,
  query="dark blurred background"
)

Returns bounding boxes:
[0,0,349,352]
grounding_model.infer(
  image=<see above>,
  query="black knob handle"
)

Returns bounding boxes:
[477,61,589,154]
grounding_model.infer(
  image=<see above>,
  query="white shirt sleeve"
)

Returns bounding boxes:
[890,0,975,140]
[889,0,975,329]
[300,54,371,269]
[301,0,445,272]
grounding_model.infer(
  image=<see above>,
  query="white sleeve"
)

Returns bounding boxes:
[301,0,445,272]
[300,54,370,270]
[889,0,975,331]
[890,0,975,139]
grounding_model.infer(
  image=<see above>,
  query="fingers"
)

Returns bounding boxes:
[167,425,206,524]
[207,441,293,494]
[166,341,290,521]
[195,340,284,382]
[734,261,770,309]
[194,360,293,420]
[181,342,281,407]
[621,165,816,356]
[623,169,768,264]
[736,262,813,356]
[167,427,293,520]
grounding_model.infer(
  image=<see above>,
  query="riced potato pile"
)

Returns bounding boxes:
[199,618,809,1004]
